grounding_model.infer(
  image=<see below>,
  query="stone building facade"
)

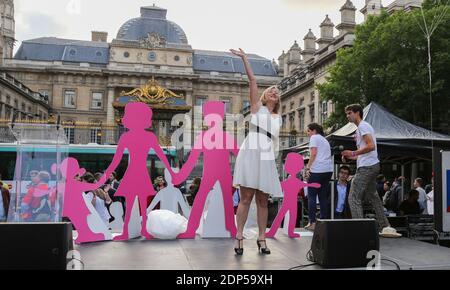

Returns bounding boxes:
[277,0,423,150]
[0,4,280,145]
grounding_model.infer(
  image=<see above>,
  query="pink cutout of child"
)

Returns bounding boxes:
[266,153,321,238]
[104,102,174,241]
[173,101,239,239]
[59,157,107,244]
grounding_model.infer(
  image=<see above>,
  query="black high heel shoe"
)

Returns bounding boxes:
[234,238,244,255]
[257,240,271,255]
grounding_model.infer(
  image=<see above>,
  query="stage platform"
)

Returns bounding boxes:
[74,230,450,270]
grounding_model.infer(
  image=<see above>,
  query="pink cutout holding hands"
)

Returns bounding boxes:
[266,153,320,238]
[104,102,174,241]
[60,158,107,244]
[172,101,239,239]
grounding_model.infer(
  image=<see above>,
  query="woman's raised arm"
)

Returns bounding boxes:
[230,48,261,114]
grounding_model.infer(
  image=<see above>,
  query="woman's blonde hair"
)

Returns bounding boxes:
[260,85,280,114]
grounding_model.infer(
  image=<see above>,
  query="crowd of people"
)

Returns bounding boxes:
[300,104,436,238]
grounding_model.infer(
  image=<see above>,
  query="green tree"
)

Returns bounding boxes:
[318,4,450,133]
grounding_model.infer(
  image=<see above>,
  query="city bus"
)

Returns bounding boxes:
[0,143,178,183]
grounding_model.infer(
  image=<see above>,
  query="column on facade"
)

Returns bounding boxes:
[105,87,116,144]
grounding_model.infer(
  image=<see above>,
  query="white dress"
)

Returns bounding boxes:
[233,106,283,197]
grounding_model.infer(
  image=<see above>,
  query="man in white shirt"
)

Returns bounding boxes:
[426,176,434,215]
[341,104,398,236]
[413,177,427,214]
[427,190,434,215]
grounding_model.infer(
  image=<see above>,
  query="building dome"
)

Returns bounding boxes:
[116,5,188,45]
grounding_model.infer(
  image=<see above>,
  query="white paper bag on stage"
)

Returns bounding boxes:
[201,181,230,238]
[147,209,187,239]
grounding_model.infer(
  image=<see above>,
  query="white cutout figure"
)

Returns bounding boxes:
[109,197,142,239]
[128,196,142,239]
[201,181,231,238]
[83,193,112,241]
[108,202,124,233]
[147,168,191,218]
[282,211,290,235]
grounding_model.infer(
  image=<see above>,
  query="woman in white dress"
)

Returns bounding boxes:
[230,48,282,255]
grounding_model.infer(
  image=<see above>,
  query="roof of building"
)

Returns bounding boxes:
[13,6,278,76]
[341,0,357,11]
[320,15,335,27]
[304,29,316,40]
[14,37,110,64]
[193,50,277,76]
[116,6,188,45]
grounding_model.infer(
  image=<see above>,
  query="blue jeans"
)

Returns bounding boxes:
[308,172,332,223]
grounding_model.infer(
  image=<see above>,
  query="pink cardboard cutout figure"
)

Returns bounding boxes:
[266,153,320,238]
[173,101,239,239]
[59,157,107,244]
[104,102,174,241]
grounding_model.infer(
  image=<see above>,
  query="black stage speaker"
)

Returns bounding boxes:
[0,222,73,270]
[310,219,379,268]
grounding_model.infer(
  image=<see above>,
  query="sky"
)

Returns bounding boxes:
[13,0,397,61]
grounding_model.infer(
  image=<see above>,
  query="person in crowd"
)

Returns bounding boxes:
[304,123,333,231]
[384,177,404,214]
[399,189,421,216]
[0,173,10,191]
[148,176,167,207]
[83,172,111,226]
[21,171,52,222]
[26,170,40,189]
[425,184,433,194]
[186,177,201,206]
[413,177,427,214]
[382,181,392,207]
[74,172,82,182]
[104,171,119,198]
[103,171,124,215]
[376,174,387,200]
[341,104,399,237]
[333,166,352,219]
[427,176,434,215]
[154,176,167,192]
[95,172,113,210]
[0,181,10,222]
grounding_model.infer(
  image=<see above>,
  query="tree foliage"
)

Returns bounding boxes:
[318,4,450,133]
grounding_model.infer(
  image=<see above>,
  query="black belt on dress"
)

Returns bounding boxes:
[250,124,273,139]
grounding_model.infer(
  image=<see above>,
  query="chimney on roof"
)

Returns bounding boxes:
[91,31,108,42]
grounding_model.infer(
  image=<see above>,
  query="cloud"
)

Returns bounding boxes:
[14,11,68,54]
[15,11,68,41]
[281,0,346,10]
